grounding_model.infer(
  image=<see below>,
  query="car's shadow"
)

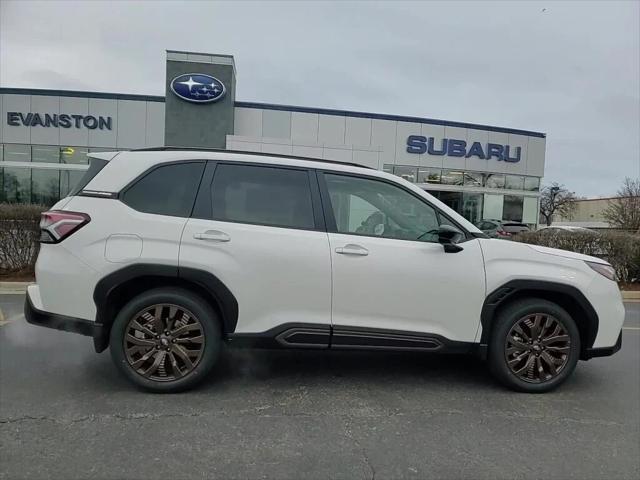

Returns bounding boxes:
[204,347,496,391]
[2,321,602,396]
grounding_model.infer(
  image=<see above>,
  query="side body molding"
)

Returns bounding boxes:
[92,264,239,352]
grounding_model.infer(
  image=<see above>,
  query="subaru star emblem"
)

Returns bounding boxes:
[170,73,226,103]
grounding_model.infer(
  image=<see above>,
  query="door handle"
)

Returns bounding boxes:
[193,230,231,242]
[335,244,369,256]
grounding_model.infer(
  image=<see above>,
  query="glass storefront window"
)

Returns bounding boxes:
[417,167,441,183]
[393,165,417,182]
[524,177,540,191]
[523,196,539,224]
[3,167,31,203]
[441,170,464,185]
[425,190,441,200]
[463,172,483,187]
[483,193,504,220]
[32,146,60,164]
[60,146,89,164]
[462,192,484,224]
[505,175,524,190]
[31,169,61,206]
[438,191,463,211]
[3,144,31,162]
[503,195,524,222]
[484,173,505,189]
[59,170,86,198]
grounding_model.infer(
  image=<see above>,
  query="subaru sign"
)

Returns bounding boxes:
[170,73,226,103]
[406,135,521,162]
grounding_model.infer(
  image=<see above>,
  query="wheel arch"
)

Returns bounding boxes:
[92,264,238,352]
[479,280,598,361]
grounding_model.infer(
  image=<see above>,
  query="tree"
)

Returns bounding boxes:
[603,177,640,231]
[539,182,577,226]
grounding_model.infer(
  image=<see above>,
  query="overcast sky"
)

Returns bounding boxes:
[1,0,638,197]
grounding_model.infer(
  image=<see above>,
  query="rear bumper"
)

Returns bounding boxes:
[24,290,103,339]
[583,331,622,360]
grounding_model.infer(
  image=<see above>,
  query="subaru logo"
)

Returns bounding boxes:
[170,73,226,103]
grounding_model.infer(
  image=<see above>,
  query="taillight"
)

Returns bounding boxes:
[498,229,511,237]
[39,210,90,243]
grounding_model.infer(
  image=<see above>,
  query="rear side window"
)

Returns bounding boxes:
[210,164,315,229]
[122,162,205,217]
[69,158,108,196]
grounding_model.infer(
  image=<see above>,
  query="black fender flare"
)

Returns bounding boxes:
[478,279,599,359]
[92,264,238,351]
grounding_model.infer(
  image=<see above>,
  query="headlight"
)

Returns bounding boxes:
[585,261,616,281]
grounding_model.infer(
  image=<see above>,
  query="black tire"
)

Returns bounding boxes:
[488,298,581,393]
[109,287,221,393]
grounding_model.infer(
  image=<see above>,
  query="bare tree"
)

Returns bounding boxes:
[539,182,577,226]
[603,177,640,231]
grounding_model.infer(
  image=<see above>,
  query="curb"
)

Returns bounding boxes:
[0,282,32,294]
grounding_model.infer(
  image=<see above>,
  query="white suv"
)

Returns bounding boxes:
[25,148,624,393]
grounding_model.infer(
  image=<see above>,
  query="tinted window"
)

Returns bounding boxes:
[324,174,440,242]
[122,162,204,217]
[211,164,315,229]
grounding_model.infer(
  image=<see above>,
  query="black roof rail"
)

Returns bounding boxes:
[132,146,373,170]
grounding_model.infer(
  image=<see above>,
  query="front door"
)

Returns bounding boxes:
[319,172,485,348]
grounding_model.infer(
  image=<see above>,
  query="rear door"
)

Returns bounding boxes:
[179,161,332,344]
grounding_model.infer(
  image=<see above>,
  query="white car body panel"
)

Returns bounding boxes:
[527,244,608,265]
[35,196,186,320]
[328,234,486,342]
[478,239,624,348]
[179,218,332,333]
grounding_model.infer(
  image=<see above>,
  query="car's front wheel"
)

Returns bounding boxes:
[109,288,221,392]
[488,298,581,393]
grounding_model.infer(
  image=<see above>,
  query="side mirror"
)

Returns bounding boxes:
[438,225,464,253]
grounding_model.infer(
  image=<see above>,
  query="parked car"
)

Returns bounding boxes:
[502,221,531,235]
[25,148,624,393]
[476,219,507,238]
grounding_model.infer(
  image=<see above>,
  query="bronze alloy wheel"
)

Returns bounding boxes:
[124,303,205,382]
[504,313,571,384]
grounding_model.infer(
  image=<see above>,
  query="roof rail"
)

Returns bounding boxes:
[132,146,373,169]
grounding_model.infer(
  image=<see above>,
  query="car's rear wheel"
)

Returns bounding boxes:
[488,298,580,393]
[110,288,221,392]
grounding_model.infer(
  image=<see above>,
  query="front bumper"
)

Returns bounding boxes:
[24,291,103,340]
[583,331,622,360]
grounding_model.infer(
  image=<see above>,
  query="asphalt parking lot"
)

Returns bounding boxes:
[1,294,638,480]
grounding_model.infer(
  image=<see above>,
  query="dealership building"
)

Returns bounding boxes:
[0,50,546,226]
